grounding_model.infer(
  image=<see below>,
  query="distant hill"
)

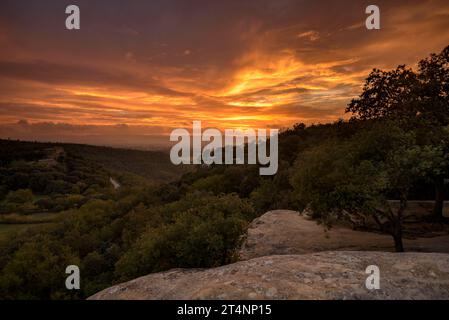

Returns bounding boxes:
[0,139,188,183]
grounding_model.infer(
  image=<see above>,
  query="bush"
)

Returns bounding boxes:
[5,189,34,204]
[114,193,255,280]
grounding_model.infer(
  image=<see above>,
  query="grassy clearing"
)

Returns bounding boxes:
[0,212,61,242]
[0,212,62,224]
[0,223,55,242]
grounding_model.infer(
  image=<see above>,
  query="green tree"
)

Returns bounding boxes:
[291,123,447,252]
[114,193,255,280]
[347,45,449,219]
[5,189,33,204]
[0,235,79,299]
[418,46,449,218]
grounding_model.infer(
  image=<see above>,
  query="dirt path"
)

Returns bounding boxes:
[110,177,121,189]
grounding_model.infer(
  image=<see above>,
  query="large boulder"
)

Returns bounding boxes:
[89,251,449,300]
[239,210,449,260]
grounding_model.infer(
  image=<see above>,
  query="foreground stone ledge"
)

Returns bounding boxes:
[89,251,449,300]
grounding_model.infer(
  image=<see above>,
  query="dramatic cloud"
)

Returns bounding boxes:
[0,0,448,146]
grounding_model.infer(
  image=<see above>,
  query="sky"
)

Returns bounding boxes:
[0,0,449,148]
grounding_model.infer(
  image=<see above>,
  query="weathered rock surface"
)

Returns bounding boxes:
[89,251,449,300]
[239,210,449,260]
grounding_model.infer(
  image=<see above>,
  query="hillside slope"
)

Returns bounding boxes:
[0,139,188,183]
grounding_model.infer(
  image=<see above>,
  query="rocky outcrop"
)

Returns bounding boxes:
[239,210,449,260]
[90,209,449,300]
[89,251,449,300]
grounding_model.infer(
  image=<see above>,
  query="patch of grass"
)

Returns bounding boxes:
[0,223,55,242]
[0,212,61,224]
[0,213,60,242]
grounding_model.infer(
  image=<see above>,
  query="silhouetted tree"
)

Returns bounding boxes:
[347,45,449,219]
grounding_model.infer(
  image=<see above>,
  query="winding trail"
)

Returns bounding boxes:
[109,177,121,190]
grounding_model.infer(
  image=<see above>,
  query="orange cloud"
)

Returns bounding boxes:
[0,0,448,146]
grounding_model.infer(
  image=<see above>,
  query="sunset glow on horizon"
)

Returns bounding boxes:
[1,0,449,147]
